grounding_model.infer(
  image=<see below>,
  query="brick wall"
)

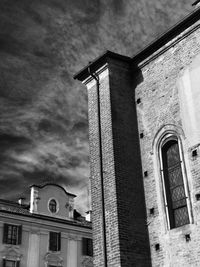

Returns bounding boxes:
[82,57,151,266]
[135,21,200,266]
[87,77,105,267]
[109,59,151,266]
[75,13,200,267]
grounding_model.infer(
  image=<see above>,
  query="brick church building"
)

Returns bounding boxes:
[75,3,200,267]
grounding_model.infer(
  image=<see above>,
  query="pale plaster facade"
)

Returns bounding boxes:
[0,183,93,267]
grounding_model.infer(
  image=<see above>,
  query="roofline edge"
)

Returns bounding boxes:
[73,50,131,81]
[74,6,200,81]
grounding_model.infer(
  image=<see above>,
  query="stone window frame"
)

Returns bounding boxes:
[44,252,63,267]
[3,259,19,267]
[153,124,193,231]
[49,232,61,252]
[3,224,22,245]
[48,198,59,214]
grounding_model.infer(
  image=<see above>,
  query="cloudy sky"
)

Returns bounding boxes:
[0,0,192,214]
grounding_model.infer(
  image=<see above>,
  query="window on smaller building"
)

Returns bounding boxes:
[3,259,20,267]
[49,232,61,251]
[3,224,22,245]
[82,238,93,257]
[49,199,57,213]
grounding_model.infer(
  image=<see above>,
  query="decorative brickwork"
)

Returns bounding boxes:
[135,21,200,267]
[75,7,200,267]
[77,56,151,267]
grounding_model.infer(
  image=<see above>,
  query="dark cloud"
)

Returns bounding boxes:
[37,118,67,136]
[0,133,31,146]
[0,0,192,214]
[111,0,126,15]
[0,34,27,56]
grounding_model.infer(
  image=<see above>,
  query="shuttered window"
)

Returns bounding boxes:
[3,224,22,245]
[49,232,61,251]
[82,238,93,256]
[162,139,189,228]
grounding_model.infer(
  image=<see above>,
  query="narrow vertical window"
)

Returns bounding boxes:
[49,232,61,251]
[3,224,22,245]
[161,139,189,229]
[82,238,93,256]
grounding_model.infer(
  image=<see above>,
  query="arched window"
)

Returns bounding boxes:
[161,137,189,229]
[49,199,57,213]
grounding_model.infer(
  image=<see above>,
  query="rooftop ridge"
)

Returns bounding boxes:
[30,182,76,198]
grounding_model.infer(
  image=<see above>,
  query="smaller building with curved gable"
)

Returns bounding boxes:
[29,183,76,219]
[0,183,93,267]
